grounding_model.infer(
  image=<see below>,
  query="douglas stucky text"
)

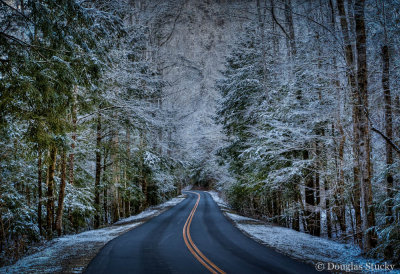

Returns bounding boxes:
[315,262,396,272]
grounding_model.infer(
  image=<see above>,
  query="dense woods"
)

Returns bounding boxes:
[0,0,185,265]
[1,0,399,269]
[215,0,400,264]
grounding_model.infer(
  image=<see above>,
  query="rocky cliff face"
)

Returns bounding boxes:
[149,0,254,161]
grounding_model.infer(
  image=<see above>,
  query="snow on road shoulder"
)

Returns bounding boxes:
[236,223,373,265]
[0,222,143,274]
[208,191,399,273]
[225,212,261,223]
[115,196,185,225]
[115,210,159,225]
[207,190,229,208]
[0,195,186,274]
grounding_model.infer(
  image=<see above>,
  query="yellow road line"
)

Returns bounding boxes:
[182,191,226,274]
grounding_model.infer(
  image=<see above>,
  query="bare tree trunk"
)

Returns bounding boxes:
[354,0,376,250]
[314,137,322,237]
[139,133,148,209]
[269,0,279,55]
[304,150,318,236]
[381,44,394,258]
[283,0,302,234]
[325,179,332,238]
[336,124,347,234]
[55,148,67,236]
[94,112,102,228]
[329,0,347,236]
[37,147,43,236]
[46,146,57,239]
[291,184,301,231]
[277,191,283,225]
[337,0,362,246]
[103,147,108,224]
[68,86,77,186]
[111,121,120,223]
[382,45,394,224]
[256,0,268,98]
[284,0,296,57]
[142,177,148,209]
[124,129,131,217]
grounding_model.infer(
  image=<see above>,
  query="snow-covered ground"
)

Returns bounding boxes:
[225,212,261,223]
[207,191,400,273]
[115,197,185,225]
[208,190,229,208]
[0,195,185,274]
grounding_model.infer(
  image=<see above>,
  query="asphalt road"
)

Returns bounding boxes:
[85,191,322,274]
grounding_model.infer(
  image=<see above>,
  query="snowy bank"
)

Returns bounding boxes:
[208,190,229,208]
[0,195,185,274]
[207,191,399,273]
[114,197,185,225]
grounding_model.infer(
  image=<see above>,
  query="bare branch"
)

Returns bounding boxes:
[159,0,186,47]
[370,126,400,155]
[0,0,35,24]
[270,0,290,39]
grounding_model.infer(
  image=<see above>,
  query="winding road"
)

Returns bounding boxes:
[85,191,321,274]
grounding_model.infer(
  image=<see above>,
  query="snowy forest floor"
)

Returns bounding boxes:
[207,191,400,273]
[0,195,185,274]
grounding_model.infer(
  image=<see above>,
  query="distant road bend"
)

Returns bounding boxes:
[85,191,321,274]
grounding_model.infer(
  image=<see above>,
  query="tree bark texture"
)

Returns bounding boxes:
[354,0,376,250]
[337,0,362,246]
[94,112,102,228]
[55,148,67,236]
[46,146,57,238]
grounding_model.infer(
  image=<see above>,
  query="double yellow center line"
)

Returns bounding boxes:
[182,191,226,274]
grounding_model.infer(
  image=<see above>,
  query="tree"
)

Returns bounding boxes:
[354,0,376,250]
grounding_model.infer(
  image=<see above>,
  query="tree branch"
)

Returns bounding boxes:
[269,0,290,39]
[0,0,35,25]
[0,31,48,60]
[159,0,186,47]
[370,126,400,155]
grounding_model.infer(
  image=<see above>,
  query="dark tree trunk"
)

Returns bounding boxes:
[291,185,300,231]
[314,154,321,237]
[94,112,102,228]
[111,125,120,223]
[382,44,394,259]
[304,150,318,236]
[330,0,347,237]
[337,0,362,246]
[37,147,43,236]
[382,45,394,224]
[68,86,77,186]
[325,180,332,238]
[269,0,279,55]
[103,147,108,224]
[124,129,131,218]
[55,148,67,236]
[46,146,57,239]
[284,0,296,57]
[354,0,376,250]
[256,0,268,97]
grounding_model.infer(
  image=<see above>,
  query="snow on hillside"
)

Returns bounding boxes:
[0,195,185,274]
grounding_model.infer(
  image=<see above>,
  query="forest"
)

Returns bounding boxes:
[1,0,400,268]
